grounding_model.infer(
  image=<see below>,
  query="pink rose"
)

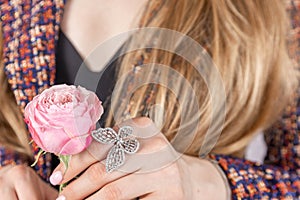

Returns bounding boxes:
[24,84,103,155]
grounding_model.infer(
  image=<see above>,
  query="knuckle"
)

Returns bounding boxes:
[140,136,169,155]
[101,184,122,200]
[11,165,30,178]
[87,163,106,181]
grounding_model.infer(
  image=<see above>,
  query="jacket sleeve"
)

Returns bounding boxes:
[210,88,300,199]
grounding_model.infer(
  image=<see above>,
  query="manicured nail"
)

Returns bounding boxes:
[56,195,66,200]
[50,171,63,185]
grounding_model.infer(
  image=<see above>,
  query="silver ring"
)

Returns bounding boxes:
[92,126,140,173]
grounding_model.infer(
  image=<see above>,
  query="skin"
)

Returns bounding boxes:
[52,117,227,199]
[0,165,58,200]
[61,0,147,72]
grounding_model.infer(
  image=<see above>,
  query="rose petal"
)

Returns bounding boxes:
[59,135,93,155]
[24,84,103,155]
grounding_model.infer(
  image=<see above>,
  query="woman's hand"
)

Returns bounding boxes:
[0,164,58,200]
[51,117,227,200]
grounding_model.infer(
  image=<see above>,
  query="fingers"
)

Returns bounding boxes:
[56,136,165,200]
[51,117,179,200]
[85,173,156,200]
[87,164,186,200]
[51,117,157,185]
[0,165,17,200]
[11,166,42,200]
[2,188,18,200]
[2,165,57,200]
[51,140,113,185]
[0,180,54,200]
[42,181,59,200]
[15,182,42,200]
[58,162,134,200]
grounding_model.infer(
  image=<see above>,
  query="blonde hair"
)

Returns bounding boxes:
[0,28,32,157]
[0,0,297,159]
[106,0,298,157]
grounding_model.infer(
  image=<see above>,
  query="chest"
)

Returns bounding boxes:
[60,0,147,72]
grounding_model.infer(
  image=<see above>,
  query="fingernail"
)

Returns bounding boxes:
[50,171,63,185]
[56,195,66,200]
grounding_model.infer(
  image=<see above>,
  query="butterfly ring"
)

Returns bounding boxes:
[91,126,140,173]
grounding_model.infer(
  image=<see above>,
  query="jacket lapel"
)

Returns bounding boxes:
[0,0,65,112]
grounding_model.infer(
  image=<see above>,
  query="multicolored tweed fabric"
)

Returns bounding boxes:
[0,0,65,179]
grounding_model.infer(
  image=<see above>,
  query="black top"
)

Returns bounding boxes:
[55,30,118,126]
